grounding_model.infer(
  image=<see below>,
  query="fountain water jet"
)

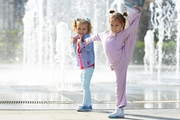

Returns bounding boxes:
[22,0,125,86]
[149,0,171,69]
[20,0,180,88]
[145,0,180,83]
[144,30,155,73]
[174,0,180,76]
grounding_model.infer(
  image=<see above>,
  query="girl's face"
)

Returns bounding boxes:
[76,22,88,38]
[109,18,123,36]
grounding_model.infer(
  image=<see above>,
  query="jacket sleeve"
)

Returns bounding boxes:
[73,41,77,53]
[85,31,106,45]
[122,12,141,39]
[80,34,94,52]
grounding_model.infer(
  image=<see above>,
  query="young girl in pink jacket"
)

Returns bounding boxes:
[85,5,141,118]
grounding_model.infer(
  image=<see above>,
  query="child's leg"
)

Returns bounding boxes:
[124,31,137,62]
[81,66,94,105]
[115,30,137,108]
[114,62,128,108]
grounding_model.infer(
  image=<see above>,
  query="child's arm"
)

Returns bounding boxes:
[84,32,105,45]
[120,6,141,39]
[79,34,94,51]
[80,41,94,52]
[72,36,77,44]
[127,6,141,25]
[72,36,77,48]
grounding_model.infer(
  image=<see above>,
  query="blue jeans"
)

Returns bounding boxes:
[80,66,94,106]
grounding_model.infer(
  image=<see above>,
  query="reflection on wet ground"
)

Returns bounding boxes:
[0,83,179,110]
[0,65,179,110]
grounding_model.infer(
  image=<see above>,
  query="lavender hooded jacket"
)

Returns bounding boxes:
[85,11,141,69]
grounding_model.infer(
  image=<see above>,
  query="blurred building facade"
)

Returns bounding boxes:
[0,0,151,30]
[0,0,152,64]
[0,0,27,30]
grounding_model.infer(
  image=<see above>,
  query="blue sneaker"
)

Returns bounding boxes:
[77,105,92,112]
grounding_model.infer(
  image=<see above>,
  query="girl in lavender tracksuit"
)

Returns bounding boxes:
[85,5,141,118]
[72,17,95,112]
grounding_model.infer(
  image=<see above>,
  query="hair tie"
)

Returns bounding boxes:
[75,17,90,22]
[85,17,90,22]
[123,14,127,18]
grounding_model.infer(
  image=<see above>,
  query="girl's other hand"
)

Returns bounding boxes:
[134,6,141,12]
[110,66,114,71]
[77,38,81,43]
[72,36,77,43]
[84,41,87,45]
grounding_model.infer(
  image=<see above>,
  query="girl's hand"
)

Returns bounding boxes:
[72,36,77,43]
[77,38,81,43]
[110,66,114,71]
[84,41,88,45]
[134,6,141,12]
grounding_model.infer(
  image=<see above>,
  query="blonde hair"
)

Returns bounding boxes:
[109,10,127,30]
[72,18,92,34]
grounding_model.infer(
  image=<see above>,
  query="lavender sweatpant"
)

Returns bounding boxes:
[114,30,138,108]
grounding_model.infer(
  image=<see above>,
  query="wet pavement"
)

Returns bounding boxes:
[0,84,180,110]
[0,83,180,119]
[0,65,180,119]
[0,109,179,120]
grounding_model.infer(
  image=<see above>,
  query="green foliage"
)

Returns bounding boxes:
[162,41,176,65]
[0,29,177,66]
[132,40,145,64]
[0,30,23,64]
[132,39,177,65]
